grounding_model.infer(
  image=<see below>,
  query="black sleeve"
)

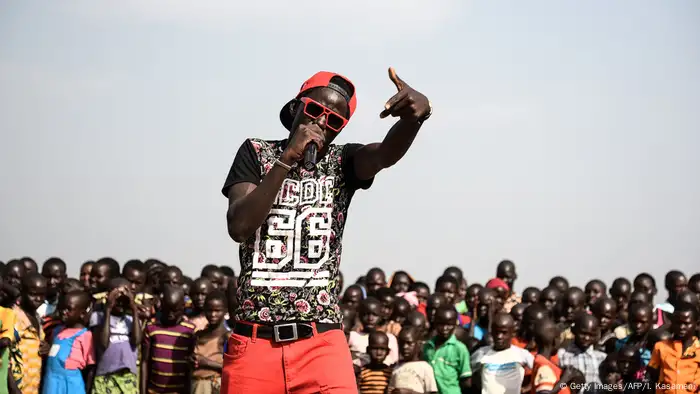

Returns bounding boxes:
[221,139,262,197]
[342,143,374,191]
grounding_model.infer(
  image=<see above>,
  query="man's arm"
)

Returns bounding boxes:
[226,171,289,243]
[140,330,150,394]
[351,68,431,180]
[225,125,325,242]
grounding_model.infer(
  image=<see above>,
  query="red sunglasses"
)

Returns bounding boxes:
[299,97,348,132]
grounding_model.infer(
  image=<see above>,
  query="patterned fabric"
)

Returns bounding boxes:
[358,365,393,394]
[93,370,139,394]
[226,138,371,323]
[11,306,44,394]
[143,320,196,393]
[0,307,16,394]
[557,344,607,385]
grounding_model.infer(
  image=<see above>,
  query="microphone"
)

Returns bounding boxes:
[303,143,318,171]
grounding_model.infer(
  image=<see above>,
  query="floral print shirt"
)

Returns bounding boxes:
[222,138,373,323]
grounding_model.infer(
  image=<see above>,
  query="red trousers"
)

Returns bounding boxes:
[221,322,357,394]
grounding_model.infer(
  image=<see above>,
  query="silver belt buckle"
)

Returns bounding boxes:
[273,323,298,342]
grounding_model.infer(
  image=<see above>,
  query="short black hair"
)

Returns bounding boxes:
[23,272,47,289]
[673,301,699,321]
[634,273,656,288]
[95,257,120,279]
[664,270,686,290]
[586,279,607,292]
[42,257,66,272]
[219,266,235,277]
[63,290,91,310]
[443,266,463,281]
[629,302,653,317]
[201,265,222,277]
[205,290,228,308]
[360,297,381,312]
[108,277,131,291]
[436,275,458,289]
[366,267,385,278]
[410,281,430,293]
[573,312,599,331]
[122,259,145,275]
[611,277,631,293]
[144,259,166,270]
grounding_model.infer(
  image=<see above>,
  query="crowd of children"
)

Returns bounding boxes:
[0,257,698,394]
[0,257,232,394]
[343,262,700,394]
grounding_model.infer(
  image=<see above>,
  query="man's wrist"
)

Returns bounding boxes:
[277,153,296,168]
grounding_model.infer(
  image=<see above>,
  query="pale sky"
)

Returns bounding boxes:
[1,1,698,299]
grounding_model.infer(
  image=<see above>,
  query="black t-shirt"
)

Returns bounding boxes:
[222,138,372,197]
[222,138,373,323]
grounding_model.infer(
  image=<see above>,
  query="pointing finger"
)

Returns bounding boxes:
[379,90,409,118]
[388,67,405,92]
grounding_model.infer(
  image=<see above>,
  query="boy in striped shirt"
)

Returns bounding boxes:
[358,331,394,394]
[141,285,195,394]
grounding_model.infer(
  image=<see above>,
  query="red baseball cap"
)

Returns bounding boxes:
[279,71,357,131]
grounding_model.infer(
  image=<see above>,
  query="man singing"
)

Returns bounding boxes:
[221,68,431,393]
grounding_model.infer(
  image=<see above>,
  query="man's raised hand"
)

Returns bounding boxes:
[379,67,431,122]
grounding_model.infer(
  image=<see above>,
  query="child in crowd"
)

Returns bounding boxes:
[342,285,364,310]
[192,291,228,394]
[615,303,654,366]
[391,297,411,326]
[142,285,195,394]
[349,297,399,366]
[471,313,534,394]
[591,297,618,352]
[584,279,607,311]
[189,278,214,332]
[90,258,121,309]
[389,271,413,295]
[647,302,700,393]
[38,258,67,318]
[557,287,586,347]
[122,260,147,296]
[200,266,225,291]
[10,273,47,394]
[610,277,632,324]
[41,290,95,394]
[531,318,571,394]
[91,278,141,394]
[388,326,438,393]
[79,261,94,291]
[357,331,393,394]
[557,314,607,384]
[42,278,85,335]
[376,288,402,336]
[521,287,540,305]
[423,306,471,394]
[464,288,497,342]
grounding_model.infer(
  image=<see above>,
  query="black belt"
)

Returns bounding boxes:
[233,321,342,343]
